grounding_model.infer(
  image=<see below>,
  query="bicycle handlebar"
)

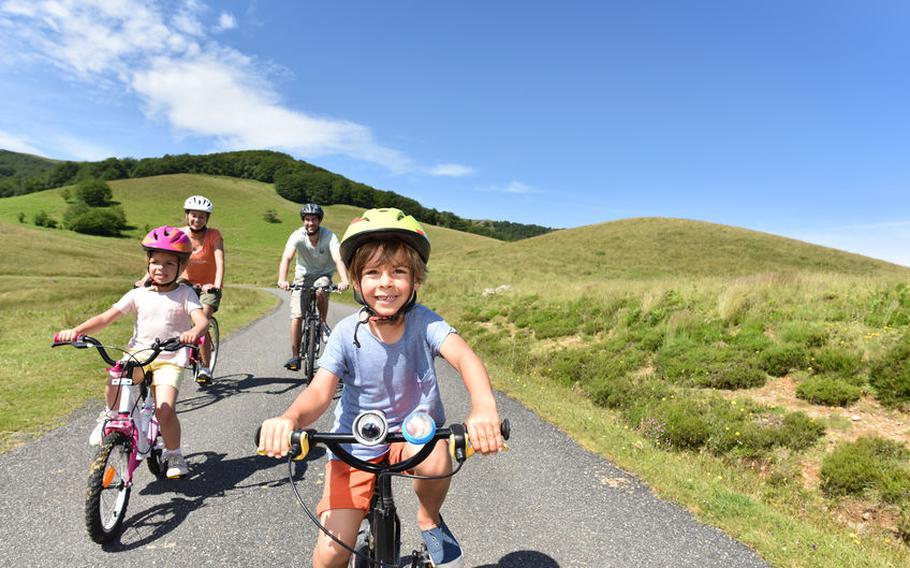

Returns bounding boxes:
[51,335,196,368]
[255,419,510,472]
[285,283,339,293]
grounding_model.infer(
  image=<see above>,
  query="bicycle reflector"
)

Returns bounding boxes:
[352,410,388,446]
[401,411,436,445]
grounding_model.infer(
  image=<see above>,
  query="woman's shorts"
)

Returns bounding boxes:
[290,274,332,319]
[316,443,407,516]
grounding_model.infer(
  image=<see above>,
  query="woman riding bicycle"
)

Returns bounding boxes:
[259,208,503,568]
[277,203,349,371]
[58,226,208,479]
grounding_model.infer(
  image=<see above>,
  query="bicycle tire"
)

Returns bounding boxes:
[146,434,164,478]
[207,317,220,375]
[85,432,132,544]
[304,321,318,383]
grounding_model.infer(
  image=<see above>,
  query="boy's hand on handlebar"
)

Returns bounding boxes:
[258,416,296,458]
[465,409,504,455]
[277,280,290,290]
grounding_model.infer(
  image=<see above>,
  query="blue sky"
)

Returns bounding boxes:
[2,1,910,265]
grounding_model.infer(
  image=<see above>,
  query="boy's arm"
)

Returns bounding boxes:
[211,234,224,290]
[439,333,504,455]
[180,308,209,345]
[57,307,124,342]
[258,368,339,457]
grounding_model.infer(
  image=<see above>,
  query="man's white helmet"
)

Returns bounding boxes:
[184,195,213,214]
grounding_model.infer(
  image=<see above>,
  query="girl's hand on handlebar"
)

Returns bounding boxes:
[465,409,504,455]
[336,281,349,292]
[277,280,290,291]
[258,416,296,458]
[179,330,200,345]
[56,329,80,343]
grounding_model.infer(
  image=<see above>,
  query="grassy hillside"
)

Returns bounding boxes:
[5,174,910,566]
[0,149,57,178]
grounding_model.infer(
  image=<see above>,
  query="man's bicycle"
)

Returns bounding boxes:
[256,410,511,567]
[52,334,196,544]
[287,282,337,382]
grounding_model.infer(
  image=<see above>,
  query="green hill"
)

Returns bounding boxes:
[4,173,910,566]
[0,149,57,179]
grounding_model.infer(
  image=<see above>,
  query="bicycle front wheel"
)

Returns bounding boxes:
[304,322,318,383]
[207,317,220,375]
[85,432,132,544]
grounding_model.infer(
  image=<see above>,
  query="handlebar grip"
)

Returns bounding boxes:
[255,427,309,461]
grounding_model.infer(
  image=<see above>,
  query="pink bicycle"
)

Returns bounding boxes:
[52,334,196,544]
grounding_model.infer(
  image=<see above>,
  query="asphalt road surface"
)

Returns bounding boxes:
[0,290,770,567]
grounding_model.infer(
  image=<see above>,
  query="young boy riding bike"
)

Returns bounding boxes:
[259,208,504,568]
[60,226,208,478]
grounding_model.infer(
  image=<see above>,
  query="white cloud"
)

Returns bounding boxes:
[786,222,910,267]
[215,12,237,31]
[428,163,474,177]
[475,181,542,194]
[54,135,116,161]
[0,130,42,154]
[0,0,426,173]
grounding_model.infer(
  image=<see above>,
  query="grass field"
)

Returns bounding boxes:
[3,174,910,566]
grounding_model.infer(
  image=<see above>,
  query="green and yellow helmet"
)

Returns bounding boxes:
[340,208,430,268]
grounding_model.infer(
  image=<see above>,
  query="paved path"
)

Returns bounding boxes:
[0,290,770,567]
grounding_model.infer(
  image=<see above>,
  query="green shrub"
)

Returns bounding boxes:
[820,437,910,503]
[17,212,25,223]
[33,210,57,228]
[869,338,910,409]
[796,376,862,407]
[779,323,828,349]
[75,178,113,206]
[63,203,128,236]
[811,347,863,377]
[588,375,670,411]
[776,411,826,451]
[638,398,710,451]
[762,343,809,376]
[262,208,281,223]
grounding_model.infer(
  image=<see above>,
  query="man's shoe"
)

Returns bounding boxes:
[165,453,189,478]
[284,356,301,371]
[89,409,115,446]
[421,516,464,568]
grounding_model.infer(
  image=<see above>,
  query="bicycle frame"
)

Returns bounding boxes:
[258,416,510,567]
[288,283,336,380]
[102,363,159,486]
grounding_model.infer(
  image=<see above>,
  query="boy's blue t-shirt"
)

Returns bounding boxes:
[317,304,456,460]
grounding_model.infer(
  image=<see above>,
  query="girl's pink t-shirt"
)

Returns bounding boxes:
[113,285,203,366]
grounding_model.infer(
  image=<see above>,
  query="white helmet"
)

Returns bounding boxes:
[184,195,213,214]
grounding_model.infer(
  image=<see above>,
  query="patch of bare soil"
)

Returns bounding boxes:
[722,376,910,447]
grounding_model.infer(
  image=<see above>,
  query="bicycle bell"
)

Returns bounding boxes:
[352,409,389,446]
[401,410,437,445]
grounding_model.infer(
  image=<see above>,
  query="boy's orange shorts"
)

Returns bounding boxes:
[316,442,407,516]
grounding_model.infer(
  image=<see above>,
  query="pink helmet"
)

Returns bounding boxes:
[141,226,192,260]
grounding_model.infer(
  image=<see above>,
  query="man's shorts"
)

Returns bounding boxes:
[316,443,407,516]
[290,274,332,319]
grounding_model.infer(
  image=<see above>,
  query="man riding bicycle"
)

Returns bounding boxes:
[278,203,349,371]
